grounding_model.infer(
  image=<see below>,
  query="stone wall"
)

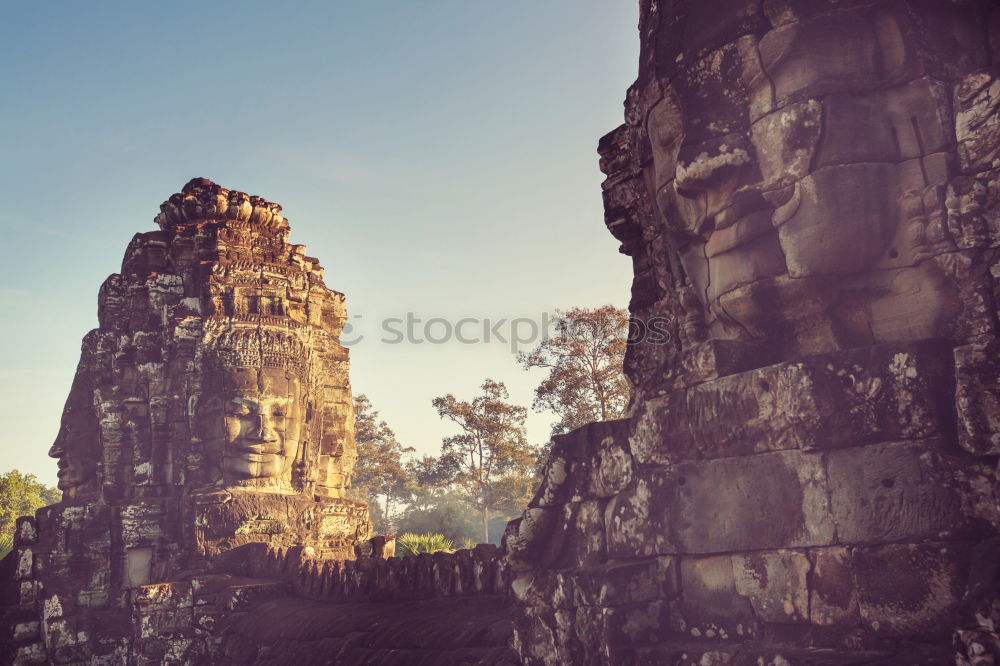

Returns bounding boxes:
[507,351,998,664]
[126,542,510,663]
[214,541,510,604]
[2,519,48,664]
[505,1,1000,664]
[4,515,512,663]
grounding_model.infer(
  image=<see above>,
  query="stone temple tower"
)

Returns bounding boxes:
[3,179,372,662]
[506,1,1000,664]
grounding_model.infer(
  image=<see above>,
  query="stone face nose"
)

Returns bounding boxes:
[48,435,65,458]
[245,414,279,442]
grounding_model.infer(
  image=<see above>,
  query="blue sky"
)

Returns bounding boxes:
[0,1,638,486]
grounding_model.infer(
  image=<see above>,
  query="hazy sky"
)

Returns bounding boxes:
[0,1,638,486]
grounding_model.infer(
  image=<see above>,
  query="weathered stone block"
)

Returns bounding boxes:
[629,389,694,466]
[752,100,823,187]
[12,642,46,664]
[827,439,994,544]
[11,619,40,641]
[679,555,758,642]
[529,451,569,508]
[132,582,192,614]
[18,581,39,606]
[554,500,606,569]
[760,9,888,106]
[510,569,575,610]
[608,449,834,557]
[853,541,971,639]
[588,427,634,498]
[533,420,632,508]
[732,550,810,624]
[13,548,33,581]
[605,467,679,558]
[779,164,899,278]
[631,341,954,467]
[814,92,900,168]
[125,547,153,588]
[14,517,38,547]
[512,605,577,666]
[684,362,815,459]
[955,341,1000,456]
[674,450,834,553]
[602,600,675,647]
[808,547,859,628]
[707,227,787,304]
[956,72,1000,175]
[570,556,679,608]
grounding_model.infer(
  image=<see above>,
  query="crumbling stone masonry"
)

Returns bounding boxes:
[507,1,1000,664]
[5,1,1000,663]
[1,179,376,662]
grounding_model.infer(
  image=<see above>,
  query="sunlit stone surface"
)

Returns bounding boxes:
[508,1,1000,664]
[1,179,376,662]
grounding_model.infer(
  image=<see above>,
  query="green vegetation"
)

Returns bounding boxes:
[393,488,514,546]
[396,532,457,556]
[0,470,60,558]
[432,379,538,544]
[352,394,415,534]
[353,306,629,547]
[518,305,630,436]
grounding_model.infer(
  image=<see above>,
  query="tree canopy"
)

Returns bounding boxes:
[432,379,538,543]
[518,305,629,436]
[1,470,60,557]
[351,394,414,534]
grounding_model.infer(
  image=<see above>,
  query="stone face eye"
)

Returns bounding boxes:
[228,403,250,416]
[223,417,241,441]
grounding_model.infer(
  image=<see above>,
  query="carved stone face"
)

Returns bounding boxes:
[644,1,975,352]
[198,366,306,485]
[224,396,301,480]
[48,377,99,493]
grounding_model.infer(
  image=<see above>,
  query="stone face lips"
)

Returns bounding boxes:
[1,179,373,663]
[511,0,1000,663]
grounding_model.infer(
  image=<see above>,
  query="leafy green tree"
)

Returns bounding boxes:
[518,305,629,436]
[352,394,414,534]
[432,379,538,544]
[0,470,60,557]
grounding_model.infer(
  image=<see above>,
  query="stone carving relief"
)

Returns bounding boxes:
[602,0,1000,399]
[1,179,373,663]
[510,1,1000,663]
[47,343,102,501]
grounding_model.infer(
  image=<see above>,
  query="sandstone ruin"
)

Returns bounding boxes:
[2,178,375,660]
[0,180,516,664]
[507,1,1000,664]
[4,1,1000,664]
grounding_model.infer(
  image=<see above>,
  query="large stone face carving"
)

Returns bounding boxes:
[511,1,1000,664]
[198,335,312,489]
[2,179,373,663]
[47,350,102,499]
[602,0,1000,398]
